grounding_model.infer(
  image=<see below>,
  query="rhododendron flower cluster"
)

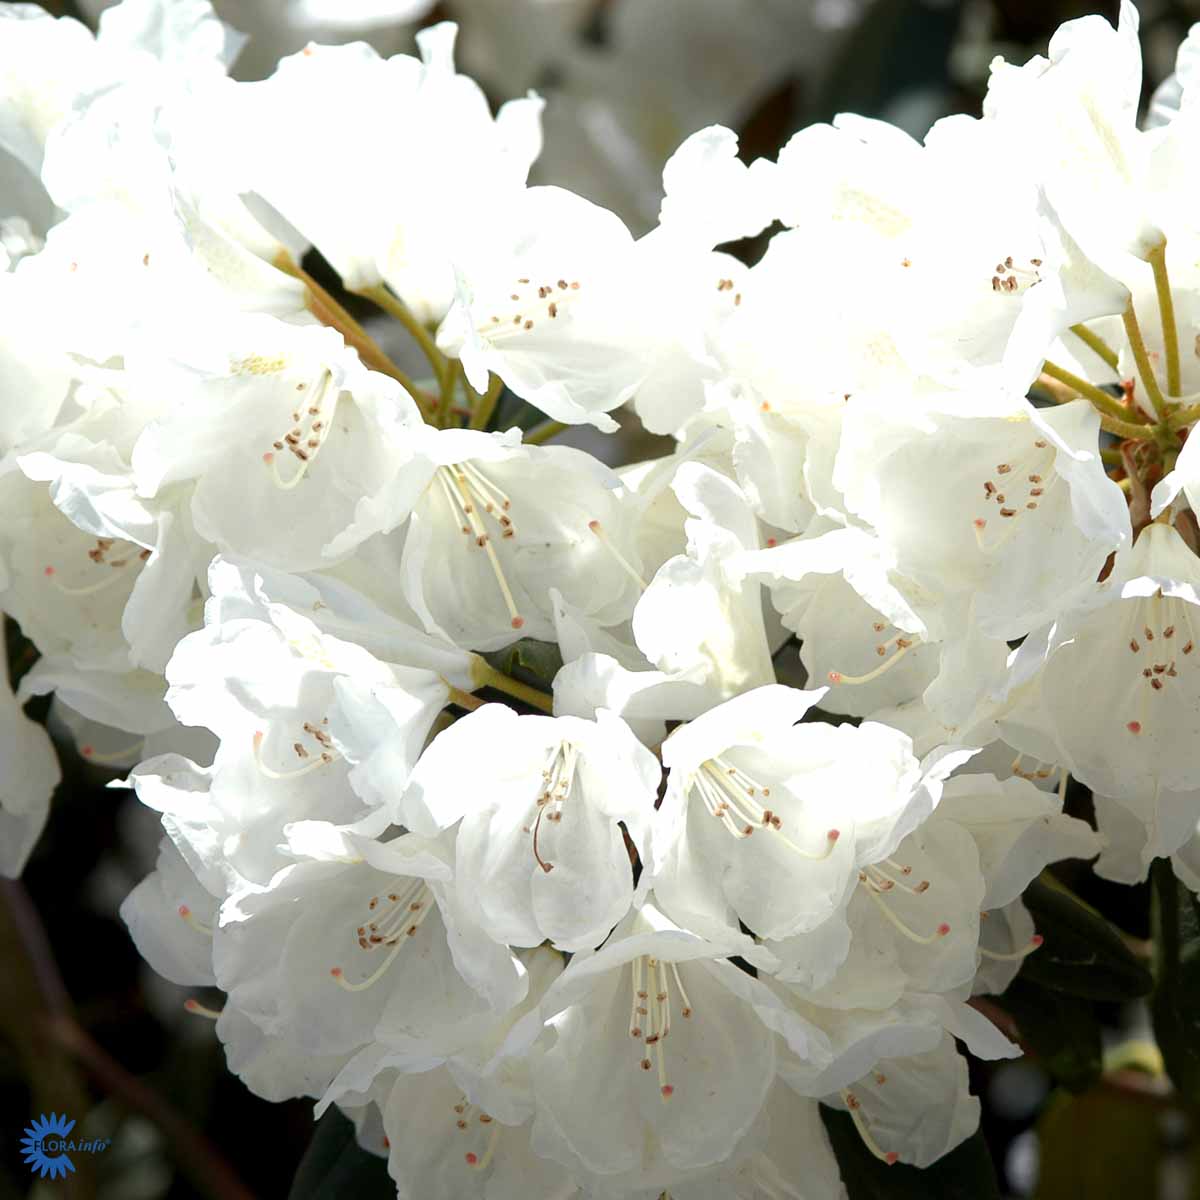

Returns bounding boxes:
[5,0,1199,1194]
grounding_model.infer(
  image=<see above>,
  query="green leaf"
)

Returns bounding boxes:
[1001,977,1101,1093]
[1034,1085,1162,1200]
[288,1109,392,1200]
[819,1105,1001,1200]
[484,639,563,690]
[1151,858,1200,1103]
[1019,876,1152,1000]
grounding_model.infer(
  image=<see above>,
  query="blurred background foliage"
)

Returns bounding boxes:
[6,0,1200,1197]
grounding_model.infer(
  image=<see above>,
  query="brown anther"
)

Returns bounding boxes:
[139,548,151,560]
[734,293,742,305]
[549,303,558,317]
[524,320,533,330]
[999,507,1016,518]
[1026,502,1038,510]
[1130,639,1141,653]
[1145,627,1155,641]
[558,279,568,289]
[873,622,886,632]
[1034,440,1047,448]
[294,742,308,757]
[1165,626,1176,638]
[996,464,1012,474]
[1028,474,1042,483]
[1185,641,1195,655]
[1030,487,1044,496]
[1152,678,1164,690]
[641,1058,653,1070]
[518,277,530,284]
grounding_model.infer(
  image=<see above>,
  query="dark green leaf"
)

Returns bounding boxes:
[1001,977,1102,1093]
[288,1108,392,1200]
[1152,858,1200,1103]
[819,1105,1001,1200]
[1019,876,1152,1000]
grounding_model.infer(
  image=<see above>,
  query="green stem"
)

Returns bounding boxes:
[1149,242,1182,398]
[1042,359,1149,430]
[273,253,429,411]
[525,420,568,446]
[1122,303,1169,422]
[356,283,449,389]
[445,682,485,712]
[1169,401,1200,431]
[469,374,505,431]
[1069,323,1120,372]
[469,658,553,713]
[435,358,462,429]
[1100,446,1125,466]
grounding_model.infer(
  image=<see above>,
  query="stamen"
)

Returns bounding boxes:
[80,738,147,765]
[980,935,1043,962]
[827,639,916,685]
[863,885,950,945]
[588,519,647,589]
[842,1090,899,1165]
[183,998,222,1020]
[465,1124,501,1170]
[177,905,213,937]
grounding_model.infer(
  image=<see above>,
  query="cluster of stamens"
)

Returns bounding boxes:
[251,718,339,780]
[328,878,433,992]
[521,742,579,873]
[435,462,525,631]
[972,438,1054,551]
[262,372,336,489]
[43,536,151,596]
[484,275,581,335]
[857,859,950,945]
[690,755,841,861]
[453,1097,502,1170]
[827,618,920,687]
[628,955,693,1102]
[1124,592,1197,735]
[990,254,1042,294]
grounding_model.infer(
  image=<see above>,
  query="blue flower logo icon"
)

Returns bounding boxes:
[21,1112,77,1179]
